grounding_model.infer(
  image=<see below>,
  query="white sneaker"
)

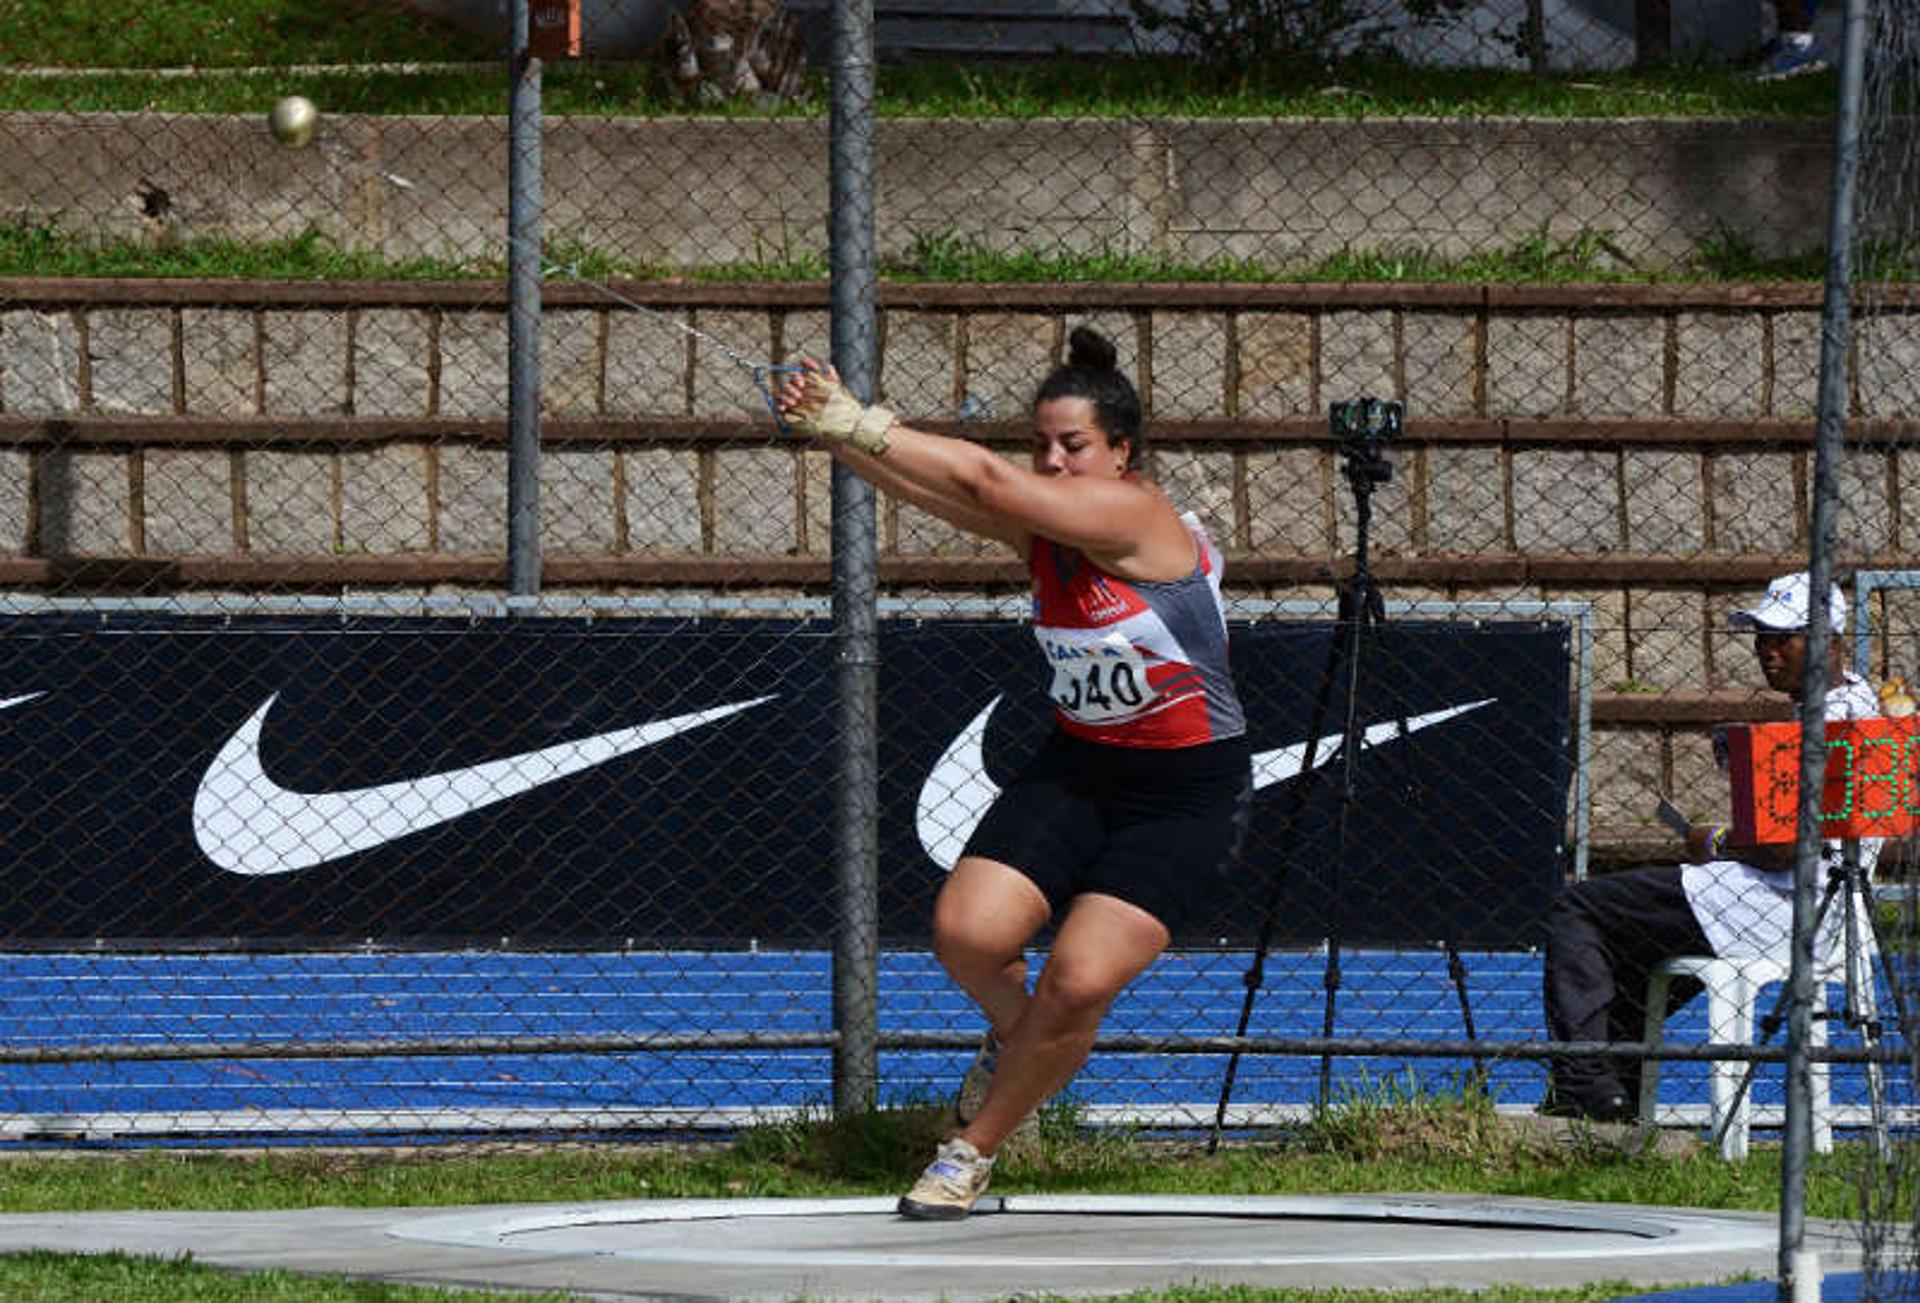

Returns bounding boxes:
[897,1137,994,1220]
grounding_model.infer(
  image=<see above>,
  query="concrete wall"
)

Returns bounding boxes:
[0,114,1873,272]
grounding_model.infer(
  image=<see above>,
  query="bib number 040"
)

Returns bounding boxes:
[1051,657,1149,721]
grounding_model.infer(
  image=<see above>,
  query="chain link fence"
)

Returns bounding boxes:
[1843,6,1920,1293]
[0,0,1911,1179]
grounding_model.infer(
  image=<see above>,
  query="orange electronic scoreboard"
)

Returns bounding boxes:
[1724,716,1920,844]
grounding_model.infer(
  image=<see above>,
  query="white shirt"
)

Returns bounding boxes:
[1681,672,1883,971]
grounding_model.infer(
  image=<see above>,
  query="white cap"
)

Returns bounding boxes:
[1729,572,1847,632]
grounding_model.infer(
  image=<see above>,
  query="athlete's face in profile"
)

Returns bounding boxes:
[1031,396,1129,479]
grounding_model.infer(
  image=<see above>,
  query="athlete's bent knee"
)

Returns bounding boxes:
[1032,962,1126,1024]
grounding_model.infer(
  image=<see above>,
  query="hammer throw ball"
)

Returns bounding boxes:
[268,95,319,148]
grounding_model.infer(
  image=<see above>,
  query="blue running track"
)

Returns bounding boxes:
[1617,1274,1920,1302]
[0,948,1906,1142]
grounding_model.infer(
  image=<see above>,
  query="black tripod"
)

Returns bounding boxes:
[1712,839,1897,1158]
[1208,399,1483,1152]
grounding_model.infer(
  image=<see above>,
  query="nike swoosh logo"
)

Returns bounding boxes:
[195,694,776,876]
[0,693,44,711]
[915,695,1006,873]
[914,697,1494,871]
[1249,699,1494,788]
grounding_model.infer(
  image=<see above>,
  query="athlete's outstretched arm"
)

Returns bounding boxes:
[827,442,1027,552]
[777,366,1177,563]
[773,363,1024,548]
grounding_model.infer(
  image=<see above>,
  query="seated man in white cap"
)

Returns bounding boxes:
[1541,571,1881,1122]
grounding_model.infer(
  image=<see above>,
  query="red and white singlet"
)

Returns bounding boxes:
[1028,513,1246,749]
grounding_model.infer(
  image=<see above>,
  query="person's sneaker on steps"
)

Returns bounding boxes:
[1538,1081,1636,1125]
[897,1137,994,1220]
[1754,33,1829,80]
[953,1030,1041,1147]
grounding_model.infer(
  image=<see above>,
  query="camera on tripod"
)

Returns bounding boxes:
[1329,396,1402,488]
[1329,396,1404,446]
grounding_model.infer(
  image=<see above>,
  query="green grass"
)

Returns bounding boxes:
[0,60,1839,120]
[2,216,1872,285]
[0,1250,578,1303]
[894,226,1852,285]
[876,57,1837,121]
[1,0,495,72]
[0,1094,1862,1218]
[0,221,482,282]
[0,0,1838,120]
[0,1249,1743,1303]
[0,1085,1867,1303]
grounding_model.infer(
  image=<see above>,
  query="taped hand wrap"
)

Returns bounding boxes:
[790,372,894,454]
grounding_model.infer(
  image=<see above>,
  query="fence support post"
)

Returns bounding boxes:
[1781,0,1869,1294]
[829,0,881,1116]
[1524,0,1548,74]
[1633,0,1670,65]
[506,0,543,598]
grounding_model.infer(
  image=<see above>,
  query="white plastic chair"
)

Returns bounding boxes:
[1639,955,1832,1161]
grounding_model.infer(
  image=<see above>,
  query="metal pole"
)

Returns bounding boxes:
[1524,0,1549,74]
[1780,0,1868,1294]
[506,0,543,597]
[1633,0,1671,65]
[829,0,881,1115]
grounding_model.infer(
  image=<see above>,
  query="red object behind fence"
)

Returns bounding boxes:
[529,0,581,58]
[1725,716,1920,844]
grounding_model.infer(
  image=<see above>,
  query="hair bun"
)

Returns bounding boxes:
[1066,325,1117,373]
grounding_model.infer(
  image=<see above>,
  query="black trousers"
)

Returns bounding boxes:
[1543,865,1713,1103]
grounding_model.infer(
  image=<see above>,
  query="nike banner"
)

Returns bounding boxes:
[0,613,1569,947]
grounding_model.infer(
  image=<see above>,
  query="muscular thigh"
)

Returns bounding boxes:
[934,855,1052,957]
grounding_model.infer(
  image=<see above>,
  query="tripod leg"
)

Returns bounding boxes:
[1445,942,1488,1095]
[1875,874,1920,1047]
[1208,616,1353,1152]
[1315,583,1375,1111]
[1309,571,1430,1113]
[1861,869,1920,1149]
[1317,938,1343,1109]
[1209,937,1277,1151]
[1841,872,1889,1160]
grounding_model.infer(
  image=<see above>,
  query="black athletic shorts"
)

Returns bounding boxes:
[960,729,1253,934]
